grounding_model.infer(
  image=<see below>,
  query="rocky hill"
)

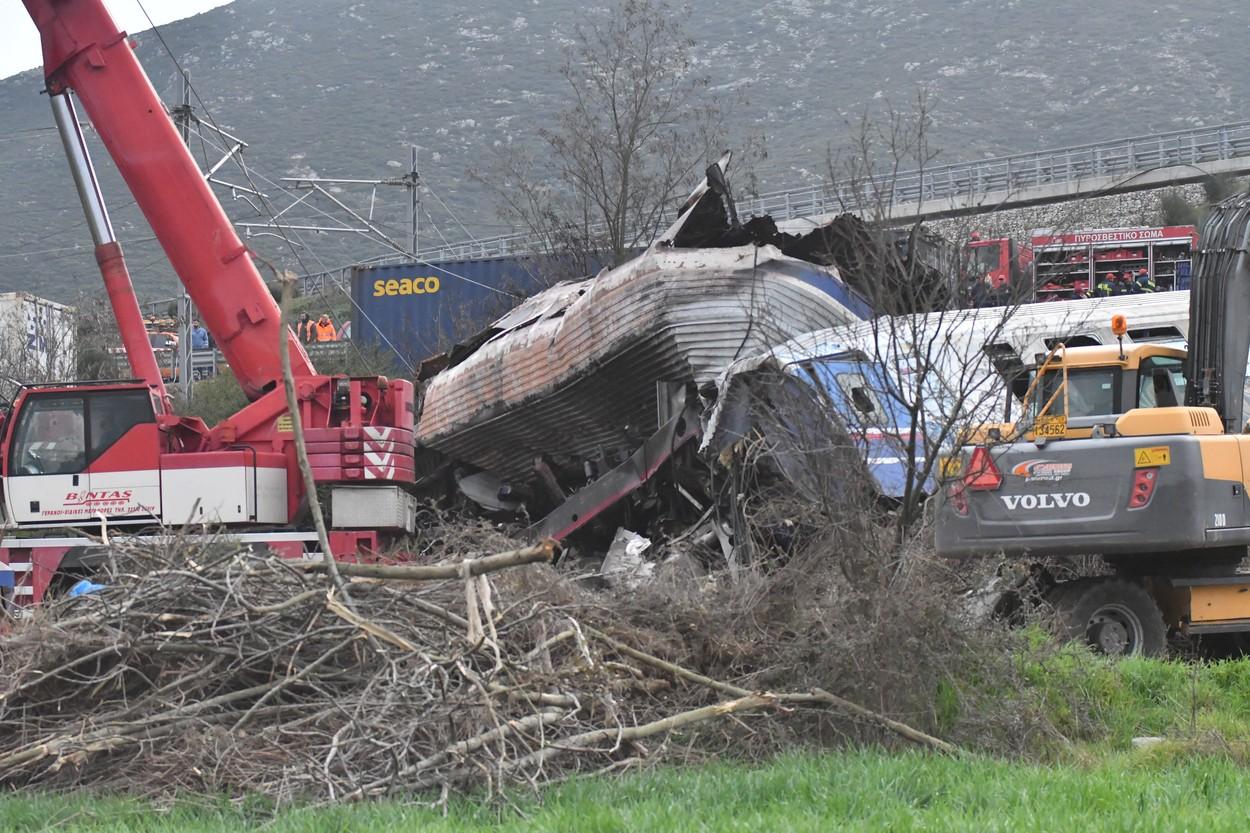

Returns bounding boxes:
[1,0,1247,301]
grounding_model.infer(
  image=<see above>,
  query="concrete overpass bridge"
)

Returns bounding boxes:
[414,120,1250,264]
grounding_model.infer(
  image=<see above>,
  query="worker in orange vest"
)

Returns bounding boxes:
[315,313,338,342]
[296,312,316,343]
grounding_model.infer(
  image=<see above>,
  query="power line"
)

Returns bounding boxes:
[132,1,425,375]
[0,127,59,144]
[186,126,516,297]
[0,235,159,259]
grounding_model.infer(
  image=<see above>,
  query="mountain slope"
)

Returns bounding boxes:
[0,0,1246,301]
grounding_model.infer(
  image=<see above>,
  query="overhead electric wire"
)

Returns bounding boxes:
[131,0,423,375]
[424,183,479,243]
[185,122,516,297]
[0,234,159,259]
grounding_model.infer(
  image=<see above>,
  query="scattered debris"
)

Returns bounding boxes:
[600,528,654,589]
[0,532,959,802]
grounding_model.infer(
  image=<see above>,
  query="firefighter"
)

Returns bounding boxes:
[315,313,338,342]
[297,312,316,343]
[1113,271,1135,295]
[1134,267,1156,293]
[1094,272,1116,297]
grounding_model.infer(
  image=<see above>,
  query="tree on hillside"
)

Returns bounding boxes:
[483,0,757,275]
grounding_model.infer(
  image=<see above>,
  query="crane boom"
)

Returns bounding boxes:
[23,0,313,399]
[49,90,169,406]
[0,0,418,609]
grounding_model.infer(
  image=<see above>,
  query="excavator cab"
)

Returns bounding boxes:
[982,341,1192,443]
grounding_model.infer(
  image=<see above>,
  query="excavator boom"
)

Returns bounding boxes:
[1184,192,1250,431]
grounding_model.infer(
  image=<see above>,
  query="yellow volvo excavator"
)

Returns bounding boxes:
[937,193,1250,656]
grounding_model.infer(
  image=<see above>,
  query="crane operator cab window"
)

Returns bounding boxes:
[9,391,155,477]
[11,396,85,476]
[87,391,155,459]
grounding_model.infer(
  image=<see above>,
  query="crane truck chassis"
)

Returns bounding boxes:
[0,0,423,606]
[937,192,1250,656]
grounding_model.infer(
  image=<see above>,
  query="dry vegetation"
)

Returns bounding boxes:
[0,477,1059,807]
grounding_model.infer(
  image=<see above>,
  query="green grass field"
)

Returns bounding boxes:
[6,652,1250,832]
[3,751,1250,833]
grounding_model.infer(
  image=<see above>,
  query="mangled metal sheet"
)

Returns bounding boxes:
[417,244,865,485]
[415,155,873,499]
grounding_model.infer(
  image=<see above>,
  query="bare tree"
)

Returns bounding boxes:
[483,0,757,276]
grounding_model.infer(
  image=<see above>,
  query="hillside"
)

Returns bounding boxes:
[1,0,1247,301]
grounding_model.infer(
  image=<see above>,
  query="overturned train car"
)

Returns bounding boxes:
[413,156,876,541]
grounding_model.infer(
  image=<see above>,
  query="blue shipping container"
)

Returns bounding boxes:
[352,255,588,365]
[353,249,869,367]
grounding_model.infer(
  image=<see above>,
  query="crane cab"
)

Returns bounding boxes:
[0,382,286,529]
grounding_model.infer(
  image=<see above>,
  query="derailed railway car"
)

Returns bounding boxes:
[411,155,876,545]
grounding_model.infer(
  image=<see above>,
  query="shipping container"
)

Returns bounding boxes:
[351,254,598,365]
[0,293,76,384]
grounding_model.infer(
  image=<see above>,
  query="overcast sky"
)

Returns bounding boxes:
[0,1,232,79]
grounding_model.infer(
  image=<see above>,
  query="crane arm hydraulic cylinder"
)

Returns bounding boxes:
[23,0,315,399]
[50,91,169,406]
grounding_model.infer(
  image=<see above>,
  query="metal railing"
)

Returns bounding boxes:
[407,120,1250,264]
[125,341,353,381]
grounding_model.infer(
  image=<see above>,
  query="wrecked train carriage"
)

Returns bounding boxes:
[704,333,930,507]
[415,245,869,514]
[414,161,873,539]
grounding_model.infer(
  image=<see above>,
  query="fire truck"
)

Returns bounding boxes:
[966,232,1033,294]
[965,225,1197,303]
[2,0,419,607]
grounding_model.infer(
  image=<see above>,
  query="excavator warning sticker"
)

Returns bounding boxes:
[276,414,294,434]
[1134,446,1171,467]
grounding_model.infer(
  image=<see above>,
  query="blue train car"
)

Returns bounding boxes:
[800,350,928,499]
[710,344,928,502]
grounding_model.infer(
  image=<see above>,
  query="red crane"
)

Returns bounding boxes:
[1,0,419,605]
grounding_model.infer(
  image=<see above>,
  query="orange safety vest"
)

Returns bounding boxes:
[315,319,337,342]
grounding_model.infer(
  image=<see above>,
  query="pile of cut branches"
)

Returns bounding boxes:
[0,531,953,802]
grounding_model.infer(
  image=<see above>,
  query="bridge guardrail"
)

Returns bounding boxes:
[403,121,1250,265]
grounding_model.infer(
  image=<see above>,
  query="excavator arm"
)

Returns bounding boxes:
[1184,192,1250,431]
[23,0,313,399]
